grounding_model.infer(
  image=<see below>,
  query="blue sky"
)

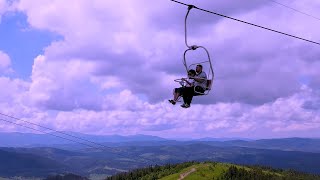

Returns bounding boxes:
[0,11,60,78]
[0,0,320,139]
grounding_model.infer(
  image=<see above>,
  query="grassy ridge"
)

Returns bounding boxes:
[106,161,320,180]
[160,163,229,180]
[160,163,280,180]
[161,163,320,180]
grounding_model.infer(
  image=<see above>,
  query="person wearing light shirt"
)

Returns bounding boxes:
[181,64,207,108]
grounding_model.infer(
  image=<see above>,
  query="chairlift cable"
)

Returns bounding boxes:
[171,0,320,46]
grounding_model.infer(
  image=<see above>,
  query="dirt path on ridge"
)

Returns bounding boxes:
[178,168,196,180]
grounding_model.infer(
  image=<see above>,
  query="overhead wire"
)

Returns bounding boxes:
[0,112,107,149]
[171,0,320,46]
[0,112,130,159]
[268,0,320,22]
[0,118,99,149]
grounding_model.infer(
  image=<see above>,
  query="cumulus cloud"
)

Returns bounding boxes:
[0,0,7,21]
[1,82,319,138]
[0,51,13,74]
[0,77,34,133]
[14,0,319,106]
[0,0,16,22]
[1,0,320,138]
[12,0,280,102]
[28,55,103,111]
[0,77,29,104]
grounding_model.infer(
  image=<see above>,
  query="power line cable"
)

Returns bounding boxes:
[0,114,134,159]
[0,118,98,149]
[269,0,320,21]
[171,0,320,46]
[0,112,131,159]
[0,114,139,159]
[0,112,107,149]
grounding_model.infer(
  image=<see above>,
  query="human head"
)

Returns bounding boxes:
[196,64,203,73]
[188,69,196,77]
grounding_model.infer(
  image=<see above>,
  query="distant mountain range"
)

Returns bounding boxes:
[1,142,320,178]
[1,132,320,179]
[195,137,253,141]
[1,132,319,153]
[206,137,320,153]
[0,149,66,177]
[0,132,166,147]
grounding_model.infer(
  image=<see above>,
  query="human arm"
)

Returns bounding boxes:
[190,72,207,83]
[181,78,194,86]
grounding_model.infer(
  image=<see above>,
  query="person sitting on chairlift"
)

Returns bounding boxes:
[169,69,196,105]
[181,64,207,108]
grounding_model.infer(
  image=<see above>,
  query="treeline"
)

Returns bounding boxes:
[105,161,200,180]
[44,173,89,180]
[221,166,320,180]
[244,164,320,180]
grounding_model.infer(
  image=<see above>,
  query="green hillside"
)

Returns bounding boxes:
[106,161,320,180]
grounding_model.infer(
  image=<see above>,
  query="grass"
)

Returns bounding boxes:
[160,162,284,180]
[160,163,229,180]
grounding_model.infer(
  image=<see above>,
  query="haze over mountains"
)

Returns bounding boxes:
[0,132,320,179]
[1,132,319,153]
[0,132,166,147]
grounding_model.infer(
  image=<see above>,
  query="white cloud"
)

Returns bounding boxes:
[9,0,320,106]
[0,77,29,103]
[28,55,102,111]
[0,0,7,21]
[0,51,13,74]
[0,77,35,133]
[0,0,17,22]
[0,83,320,138]
[1,0,320,138]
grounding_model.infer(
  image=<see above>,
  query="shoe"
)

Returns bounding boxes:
[168,99,176,105]
[181,103,190,108]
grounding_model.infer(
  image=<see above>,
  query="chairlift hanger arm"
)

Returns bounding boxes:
[173,0,215,96]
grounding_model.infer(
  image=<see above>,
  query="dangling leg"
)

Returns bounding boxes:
[169,87,183,105]
[181,87,193,108]
[174,92,180,102]
[187,86,204,106]
[186,91,193,107]
[186,94,194,106]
